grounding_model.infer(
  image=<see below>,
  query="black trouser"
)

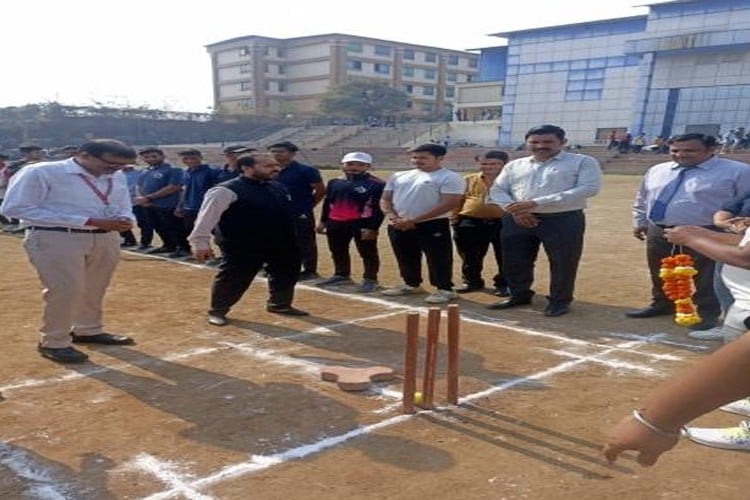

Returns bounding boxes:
[296,213,317,274]
[453,216,507,289]
[209,245,301,316]
[180,211,198,251]
[388,218,453,290]
[501,210,585,305]
[133,205,153,246]
[646,224,720,320]
[325,221,379,281]
[145,206,189,251]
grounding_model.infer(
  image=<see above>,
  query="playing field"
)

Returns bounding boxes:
[0,174,746,499]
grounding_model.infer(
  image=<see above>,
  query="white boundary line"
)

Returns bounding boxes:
[136,338,652,499]
[3,250,698,497]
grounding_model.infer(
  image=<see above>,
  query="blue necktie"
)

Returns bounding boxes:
[649,168,688,222]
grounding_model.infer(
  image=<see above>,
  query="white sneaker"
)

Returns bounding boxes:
[685,421,750,450]
[721,398,750,417]
[424,290,459,304]
[381,285,425,296]
[687,325,724,341]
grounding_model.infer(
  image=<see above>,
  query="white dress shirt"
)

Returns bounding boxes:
[489,151,602,213]
[0,158,133,228]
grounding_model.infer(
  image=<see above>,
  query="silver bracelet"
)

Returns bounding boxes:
[632,409,681,439]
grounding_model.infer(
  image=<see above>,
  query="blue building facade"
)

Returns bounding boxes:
[489,0,750,146]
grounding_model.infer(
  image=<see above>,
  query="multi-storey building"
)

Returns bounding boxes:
[205,34,480,118]
[472,0,750,146]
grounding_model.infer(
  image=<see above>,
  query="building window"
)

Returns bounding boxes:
[445,86,455,98]
[403,49,415,60]
[425,52,436,63]
[468,59,478,68]
[424,69,436,79]
[240,81,252,91]
[277,48,285,58]
[347,42,363,53]
[447,55,459,66]
[239,64,251,74]
[278,65,285,75]
[402,66,414,77]
[374,63,391,74]
[239,46,250,57]
[446,72,457,82]
[239,99,252,108]
[422,86,435,96]
[403,84,413,94]
[565,68,604,101]
[375,45,391,56]
[278,82,286,92]
[347,60,363,71]
[466,74,474,82]
[421,102,434,112]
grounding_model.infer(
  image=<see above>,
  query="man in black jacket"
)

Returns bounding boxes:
[187,154,308,326]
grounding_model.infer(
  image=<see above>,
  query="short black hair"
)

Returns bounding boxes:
[267,141,299,152]
[79,139,137,160]
[667,133,718,148]
[237,156,258,168]
[178,148,202,156]
[138,146,164,155]
[525,124,566,141]
[409,143,447,157]
[481,150,509,163]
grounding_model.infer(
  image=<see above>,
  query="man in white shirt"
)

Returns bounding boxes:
[379,143,465,304]
[0,139,137,363]
[488,124,602,317]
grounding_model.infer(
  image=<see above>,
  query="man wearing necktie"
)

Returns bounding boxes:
[627,133,750,330]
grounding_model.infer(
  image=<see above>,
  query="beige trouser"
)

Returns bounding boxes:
[23,230,121,348]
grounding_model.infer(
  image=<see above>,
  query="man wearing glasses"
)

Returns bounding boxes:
[0,139,137,363]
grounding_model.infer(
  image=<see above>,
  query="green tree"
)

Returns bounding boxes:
[320,81,408,121]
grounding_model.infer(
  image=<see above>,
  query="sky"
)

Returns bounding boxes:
[1,0,653,113]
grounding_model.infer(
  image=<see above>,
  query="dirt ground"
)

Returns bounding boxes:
[1,173,748,499]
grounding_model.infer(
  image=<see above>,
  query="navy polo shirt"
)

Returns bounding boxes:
[137,164,184,208]
[182,164,220,212]
[215,164,240,184]
[276,160,322,215]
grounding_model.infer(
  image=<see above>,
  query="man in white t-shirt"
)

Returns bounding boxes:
[379,143,465,303]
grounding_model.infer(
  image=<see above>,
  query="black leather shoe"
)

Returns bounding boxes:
[71,333,135,345]
[625,304,672,318]
[493,286,511,297]
[298,272,321,281]
[207,314,228,326]
[266,306,309,316]
[455,283,483,294]
[688,318,719,331]
[146,246,175,255]
[544,303,570,317]
[38,345,89,363]
[487,296,533,310]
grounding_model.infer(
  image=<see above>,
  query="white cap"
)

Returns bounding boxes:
[341,151,373,164]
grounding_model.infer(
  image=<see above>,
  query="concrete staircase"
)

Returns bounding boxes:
[158,125,750,173]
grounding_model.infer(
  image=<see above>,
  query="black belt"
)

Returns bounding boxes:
[29,226,108,234]
[533,210,583,218]
[458,215,502,223]
[654,224,717,230]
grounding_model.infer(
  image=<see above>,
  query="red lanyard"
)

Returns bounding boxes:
[78,174,113,205]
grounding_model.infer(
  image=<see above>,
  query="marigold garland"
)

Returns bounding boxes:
[659,253,701,326]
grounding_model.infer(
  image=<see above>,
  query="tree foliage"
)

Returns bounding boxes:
[0,102,287,150]
[319,81,409,120]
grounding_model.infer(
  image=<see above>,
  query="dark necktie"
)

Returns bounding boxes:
[648,167,689,222]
